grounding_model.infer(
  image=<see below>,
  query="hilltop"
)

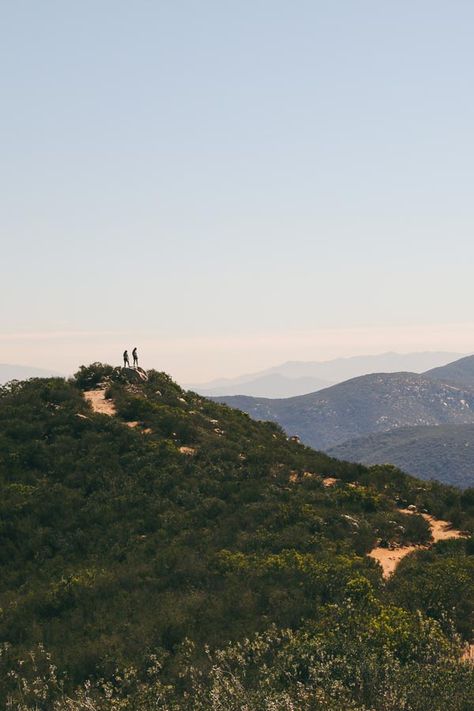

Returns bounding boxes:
[1,364,474,709]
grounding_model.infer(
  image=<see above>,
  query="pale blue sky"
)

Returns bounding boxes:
[2,1,474,379]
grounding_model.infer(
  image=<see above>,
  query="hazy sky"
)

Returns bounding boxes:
[2,1,474,381]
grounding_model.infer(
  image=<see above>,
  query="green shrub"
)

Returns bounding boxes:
[72,363,117,390]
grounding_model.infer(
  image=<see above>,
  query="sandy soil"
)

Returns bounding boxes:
[463,643,474,661]
[368,509,468,578]
[84,389,116,416]
[322,477,338,487]
[424,513,466,542]
[368,544,422,578]
[82,390,154,434]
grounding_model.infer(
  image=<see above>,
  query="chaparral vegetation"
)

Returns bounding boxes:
[1,365,474,709]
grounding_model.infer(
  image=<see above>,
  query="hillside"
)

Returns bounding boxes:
[329,424,474,489]
[425,354,474,389]
[1,364,474,709]
[215,372,474,450]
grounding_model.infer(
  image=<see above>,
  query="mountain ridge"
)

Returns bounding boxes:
[214,370,474,450]
[190,351,464,398]
[424,354,474,388]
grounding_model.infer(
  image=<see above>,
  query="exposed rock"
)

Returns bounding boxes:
[122,367,148,383]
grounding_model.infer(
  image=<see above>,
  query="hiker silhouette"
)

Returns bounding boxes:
[123,350,130,368]
[132,347,138,368]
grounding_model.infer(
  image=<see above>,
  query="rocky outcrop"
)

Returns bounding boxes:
[123,367,148,383]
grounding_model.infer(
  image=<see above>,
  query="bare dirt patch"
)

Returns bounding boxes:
[84,389,116,416]
[463,643,474,662]
[179,446,196,456]
[368,508,469,578]
[424,513,465,542]
[368,544,421,578]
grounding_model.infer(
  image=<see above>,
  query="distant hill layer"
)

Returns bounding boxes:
[193,373,332,398]
[328,424,474,489]
[0,363,63,384]
[214,372,474,450]
[191,351,463,398]
[424,354,474,389]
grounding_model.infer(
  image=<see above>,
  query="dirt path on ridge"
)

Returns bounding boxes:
[83,389,117,416]
[368,509,468,579]
[82,389,153,433]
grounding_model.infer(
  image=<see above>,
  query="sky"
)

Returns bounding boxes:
[2,1,474,381]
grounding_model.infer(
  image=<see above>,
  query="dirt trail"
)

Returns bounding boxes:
[82,389,154,434]
[83,389,116,416]
[425,513,465,542]
[368,509,468,579]
[368,544,421,578]
[463,643,474,661]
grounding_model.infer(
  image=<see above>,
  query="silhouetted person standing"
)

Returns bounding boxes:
[132,347,138,368]
[123,350,130,368]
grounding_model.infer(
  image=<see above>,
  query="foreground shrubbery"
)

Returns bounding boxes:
[3,619,473,711]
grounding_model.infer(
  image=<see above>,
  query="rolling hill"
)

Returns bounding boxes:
[2,364,474,708]
[214,372,474,450]
[328,423,474,489]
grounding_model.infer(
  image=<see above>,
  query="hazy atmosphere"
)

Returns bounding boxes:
[2,1,474,380]
[4,4,474,707]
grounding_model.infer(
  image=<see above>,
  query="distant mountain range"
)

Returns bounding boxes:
[0,364,63,385]
[192,373,332,398]
[191,351,464,398]
[327,424,474,489]
[214,354,474,487]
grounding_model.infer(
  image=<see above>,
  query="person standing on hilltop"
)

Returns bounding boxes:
[123,350,130,368]
[132,347,138,368]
